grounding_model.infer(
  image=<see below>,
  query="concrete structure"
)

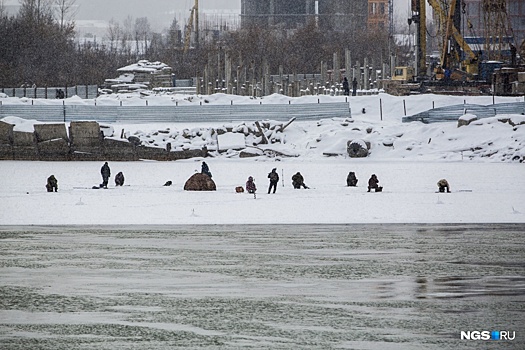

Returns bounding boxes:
[240,0,368,32]
[104,60,173,92]
[0,120,207,161]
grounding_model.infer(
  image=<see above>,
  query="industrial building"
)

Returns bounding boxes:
[240,0,369,32]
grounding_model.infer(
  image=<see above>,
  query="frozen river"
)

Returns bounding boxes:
[0,224,523,349]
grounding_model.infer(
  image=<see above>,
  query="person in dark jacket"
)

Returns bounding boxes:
[100,162,111,188]
[115,172,125,186]
[342,77,350,96]
[367,174,382,192]
[292,172,309,189]
[46,175,58,192]
[201,161,212,178]
[437,179,451,193]
[268,168,279,194]
[352,77,358,96]
[246,176,256,194]
[346,172,358,187]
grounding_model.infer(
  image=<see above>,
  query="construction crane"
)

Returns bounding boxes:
[482,0,514,61]
[411,0,479,81]
[428,0,480,79]
[183,0,199,54]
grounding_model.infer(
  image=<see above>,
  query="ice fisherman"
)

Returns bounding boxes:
[367,174,382,192]
[100,162,111,188]
[115,172,125,186]
[346,172,358,187]
[201,161,212,178]
[437,179,451,193]
[246,176,257,194]
[268,168,279,194]
[46,175,58,192]
[292,172,309,189]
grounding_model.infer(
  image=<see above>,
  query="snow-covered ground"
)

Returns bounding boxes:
[0,92,524,225]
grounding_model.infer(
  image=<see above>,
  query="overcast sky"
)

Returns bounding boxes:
[72,0,412,21]
[5,0,413,31]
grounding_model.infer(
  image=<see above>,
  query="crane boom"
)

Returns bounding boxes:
[183,0,199,54]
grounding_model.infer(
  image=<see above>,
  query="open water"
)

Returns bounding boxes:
[0,224,523,349]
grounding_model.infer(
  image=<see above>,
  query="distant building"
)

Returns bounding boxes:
[240,0,369,33]
[367,0,389,31]
[104,60,173,92]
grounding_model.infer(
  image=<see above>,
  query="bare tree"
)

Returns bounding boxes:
[19,0,53,25]
[0,0,6,18]
[134,17,150,58]
[106,18,121,53]
[53,0,77,30]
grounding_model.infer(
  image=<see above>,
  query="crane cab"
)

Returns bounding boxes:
[392,66,415,83]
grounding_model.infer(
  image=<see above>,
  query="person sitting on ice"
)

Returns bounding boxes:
[292,172,309,189]
[367,174,382,192]
[437,179,451,193]
[46,175,58,192]
[246,176,257,194]
[201,161,212,178]
[115,172,125,186]
[346,172,358,187]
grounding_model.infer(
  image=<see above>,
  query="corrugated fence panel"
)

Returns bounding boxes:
[1,85,98,99]
[66,106,119,123]
[1,102,351,124]
[494,102,525,115]
[403,102,524,123]
[0,105,65,122]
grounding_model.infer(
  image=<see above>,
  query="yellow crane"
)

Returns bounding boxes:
[412,0,479,80]
[427,0,479,79]
[183,0,199,54]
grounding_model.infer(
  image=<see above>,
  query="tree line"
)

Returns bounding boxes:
[0,0,409,88]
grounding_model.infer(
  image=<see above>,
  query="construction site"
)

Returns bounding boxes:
[174,0,525,96]
[388,0,525,95]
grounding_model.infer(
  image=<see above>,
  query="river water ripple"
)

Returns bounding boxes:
[0,224,523,349]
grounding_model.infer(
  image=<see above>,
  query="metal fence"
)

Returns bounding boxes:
[403,102,525,123]
[0,102,351,123]
[1,85,99,99]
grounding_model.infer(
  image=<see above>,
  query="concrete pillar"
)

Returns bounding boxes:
[333,52,340,83]
[390,55,396,78]
[364,58,369,91]
[355,60,361,89]
[345,49,352,81]
[279,65,284,94]
[321,61,327,86]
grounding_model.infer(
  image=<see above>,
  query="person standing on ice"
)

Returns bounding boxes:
[352,77,358,96]
[246,176,256,194]
[100,162,111,188]
[292,172,309,189]
[342,77,350,96]
[201,161,212,178]
[268,168,279,194]
[367,174,382,192]
[437,179,451,193]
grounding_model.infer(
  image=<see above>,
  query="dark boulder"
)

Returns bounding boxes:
[184,173,216,191]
